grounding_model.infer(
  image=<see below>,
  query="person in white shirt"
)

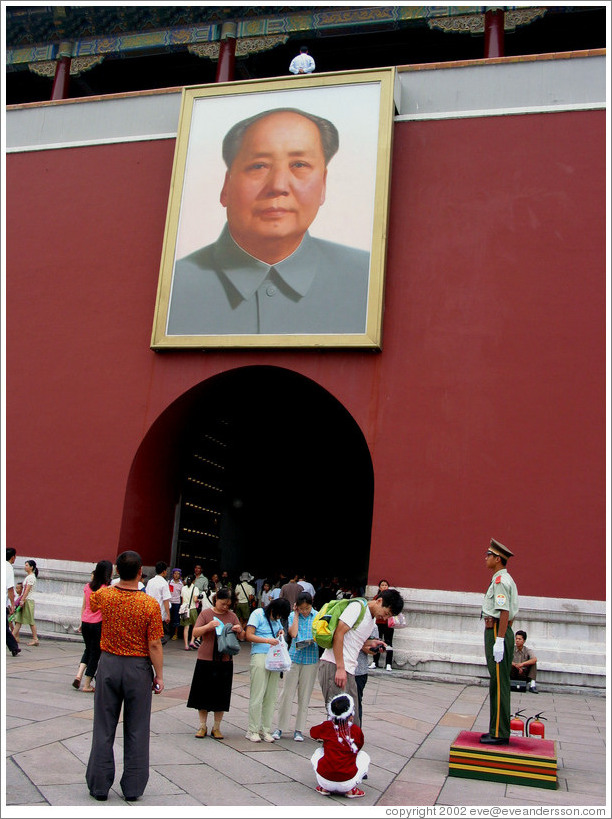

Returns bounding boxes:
[297,575,316,598]
[6,548,21,656]
[289,46,315,75]
[318,589,404,727]
[145,562,171,628]
[111,575,145,591]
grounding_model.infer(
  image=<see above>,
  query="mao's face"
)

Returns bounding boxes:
[220,112,327,261]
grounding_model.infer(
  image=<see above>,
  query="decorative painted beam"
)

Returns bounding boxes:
[429,7,546,34]
[6,6,544,69]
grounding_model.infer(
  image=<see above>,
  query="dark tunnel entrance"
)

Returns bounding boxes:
[172,366,374,587]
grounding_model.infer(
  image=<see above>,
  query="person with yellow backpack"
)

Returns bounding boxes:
[315,588,404,728]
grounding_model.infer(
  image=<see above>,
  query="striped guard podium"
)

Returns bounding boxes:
[449,731,557,790]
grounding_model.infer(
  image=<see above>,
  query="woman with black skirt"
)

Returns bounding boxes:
[187,587,246,739]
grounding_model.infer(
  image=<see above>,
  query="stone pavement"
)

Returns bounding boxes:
[3,637,608,814]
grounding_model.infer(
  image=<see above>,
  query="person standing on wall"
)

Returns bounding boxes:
[289,45,316,75]
[85,550,164,802]
[480,538,519,746]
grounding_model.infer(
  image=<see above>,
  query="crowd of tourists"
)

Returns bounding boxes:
[5,537,528,801]
[6,547,404,801]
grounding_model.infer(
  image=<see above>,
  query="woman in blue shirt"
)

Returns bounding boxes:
[245,597,291,743]
[272,591,319,741]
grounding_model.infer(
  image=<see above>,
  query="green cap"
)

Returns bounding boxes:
[489,538,514,559]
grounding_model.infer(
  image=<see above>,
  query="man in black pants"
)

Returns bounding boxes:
[6,548,21,657]
[86,551,164,802]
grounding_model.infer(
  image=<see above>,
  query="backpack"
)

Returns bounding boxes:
[311,597,369,649]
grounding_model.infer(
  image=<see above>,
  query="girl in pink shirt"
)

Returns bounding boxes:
[73,560,113,692]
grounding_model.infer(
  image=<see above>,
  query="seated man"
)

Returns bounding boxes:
[511,630,538,693]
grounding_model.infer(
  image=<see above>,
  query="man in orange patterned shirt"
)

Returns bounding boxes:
[85,550,164,802]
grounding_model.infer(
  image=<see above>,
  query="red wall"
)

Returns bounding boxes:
[6,109,605,599]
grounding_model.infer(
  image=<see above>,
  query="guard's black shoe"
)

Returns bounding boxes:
[124,796,139,802]
[89,792,108,801]
[479,735,509,745]
[11,648,21,656]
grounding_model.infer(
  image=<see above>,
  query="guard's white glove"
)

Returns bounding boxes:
[493,637,505,663]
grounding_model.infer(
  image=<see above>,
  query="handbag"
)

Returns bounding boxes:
[265,633,292,672]
[179,587,195,618]
[216,622,241,656]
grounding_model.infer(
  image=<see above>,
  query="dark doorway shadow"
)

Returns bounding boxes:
[120,365,373,587]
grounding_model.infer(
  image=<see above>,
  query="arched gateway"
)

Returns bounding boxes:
[119,366,374,586]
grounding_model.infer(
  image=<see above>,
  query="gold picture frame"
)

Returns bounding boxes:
[151,67,396,350]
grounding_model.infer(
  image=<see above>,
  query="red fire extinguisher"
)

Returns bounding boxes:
[510,709,526,738]
[526,712,546,739]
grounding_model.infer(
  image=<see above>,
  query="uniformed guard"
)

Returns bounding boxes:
[480,538,519,745]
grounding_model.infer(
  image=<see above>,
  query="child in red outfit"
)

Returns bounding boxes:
[309,693,370,797]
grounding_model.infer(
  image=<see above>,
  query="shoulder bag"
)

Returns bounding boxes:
[217,622,241,656]
[179,586,195,618]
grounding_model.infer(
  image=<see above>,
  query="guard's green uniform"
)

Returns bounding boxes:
[482,568,519,739]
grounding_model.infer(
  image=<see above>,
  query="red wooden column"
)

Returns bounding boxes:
[484,8,505,58]
[51,42,73,100]
[216,22,237,83]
